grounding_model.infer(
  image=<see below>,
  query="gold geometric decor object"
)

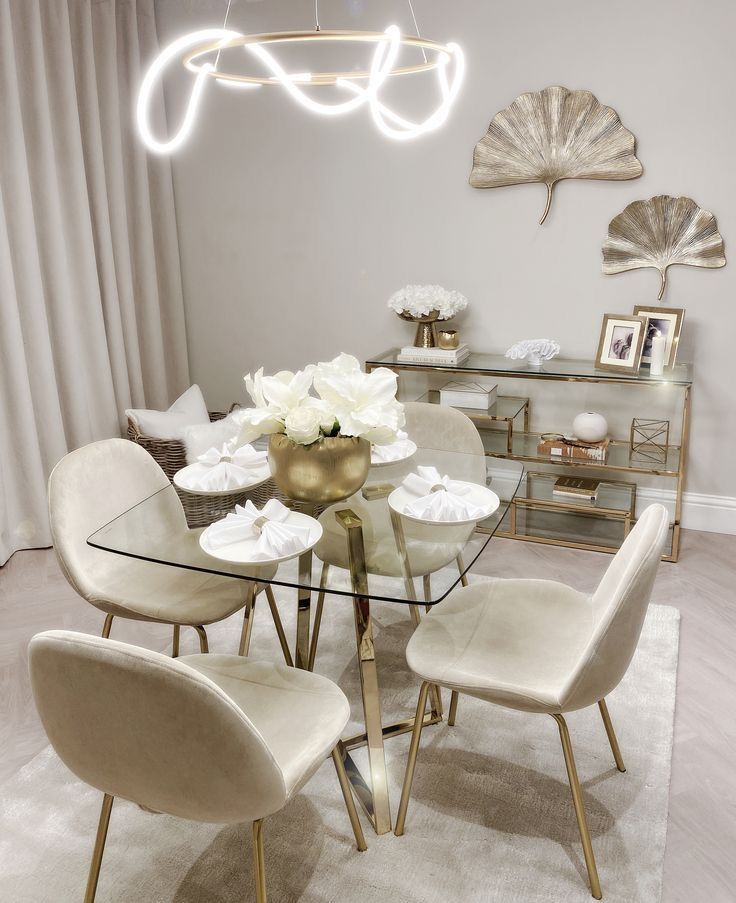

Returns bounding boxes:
[602,195,726,300]
[629,418,670,465]
[469,86,643,224]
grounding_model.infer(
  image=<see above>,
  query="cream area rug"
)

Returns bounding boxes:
[0,575,679,903]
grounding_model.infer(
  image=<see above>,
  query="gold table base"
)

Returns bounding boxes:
[286,504,446,834]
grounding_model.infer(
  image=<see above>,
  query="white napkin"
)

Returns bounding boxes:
[187,443,267,492]
[371,431,413,464]
[205,499,312,560]
[402,465,487,522]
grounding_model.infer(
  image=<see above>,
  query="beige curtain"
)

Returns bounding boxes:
[0,0,189,565]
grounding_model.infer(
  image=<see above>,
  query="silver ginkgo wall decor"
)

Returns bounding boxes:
[602,195,726,299]
[469,85,643,224]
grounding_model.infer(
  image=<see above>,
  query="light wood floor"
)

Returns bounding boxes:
[1,532,734,903]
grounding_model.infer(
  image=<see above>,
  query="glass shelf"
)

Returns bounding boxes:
[418,390,529,424]
[368,349,693,386]
[482,429,681,477]
[520,471,636,516]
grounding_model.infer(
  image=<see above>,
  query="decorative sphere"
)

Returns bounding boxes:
[573,412,608,443]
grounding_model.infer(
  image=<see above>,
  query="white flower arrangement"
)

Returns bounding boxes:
[235,353,405,447]
[387,284,468,320]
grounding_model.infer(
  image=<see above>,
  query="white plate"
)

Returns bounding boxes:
[370,438,418,467]
[199,511,323,565]
[173,461,271,496]
[388,480,500,526]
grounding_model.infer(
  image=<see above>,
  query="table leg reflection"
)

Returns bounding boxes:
[295,549,312,671]
[336,509,392,835]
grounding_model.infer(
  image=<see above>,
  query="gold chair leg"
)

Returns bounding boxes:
[394,681,431,837]
[331,746,368,851]
[252,818,267,903]
[172,625,180,658]
[264,585,294,667]
[456,554,469,587]
[551,714,602,900]
[100,615,114,639]
[238,582,258,657]
[307,562,329,671]
[598,699,626,773]
[448,691,459,726]
[84,793,114,903]
[193,625,209,654]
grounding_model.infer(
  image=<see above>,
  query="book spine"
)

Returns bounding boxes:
[553,490,598,501]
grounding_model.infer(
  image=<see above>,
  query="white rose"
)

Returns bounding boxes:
[284,406,322,445]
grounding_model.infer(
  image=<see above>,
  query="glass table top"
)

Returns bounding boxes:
[367,349,693,386]
[88,449,523,607]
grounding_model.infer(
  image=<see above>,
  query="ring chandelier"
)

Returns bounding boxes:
[136,19,465,153]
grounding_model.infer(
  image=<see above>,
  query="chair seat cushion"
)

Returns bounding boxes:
[86,530,277,625]
[406,579,595,714]
[180,655,350,795]
[315,499,470,579]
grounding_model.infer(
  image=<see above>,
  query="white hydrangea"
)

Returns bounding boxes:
[387,284,468,320]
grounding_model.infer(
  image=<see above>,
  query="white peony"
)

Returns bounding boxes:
[284,406,322,445]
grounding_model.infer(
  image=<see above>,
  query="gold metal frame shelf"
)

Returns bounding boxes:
[500,471,638,555]
[367,349,692,561]
[482,430,681,477]
[419,390,529,454]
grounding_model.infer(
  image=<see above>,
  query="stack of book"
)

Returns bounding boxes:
[397,343,470,366]
[553,476,601,502]
[537,436,610,463]
[439,380,498,410]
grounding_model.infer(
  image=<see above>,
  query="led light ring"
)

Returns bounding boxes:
[182,30,454,86]
[137,26,464,152]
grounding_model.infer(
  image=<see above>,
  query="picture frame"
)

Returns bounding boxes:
[595,314,646,373]
[633,305,685,368]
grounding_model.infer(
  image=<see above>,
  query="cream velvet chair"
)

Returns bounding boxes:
[29,630,366,903]
[394,503,670,899]
[48,438,291,662]
[308,402,486,668]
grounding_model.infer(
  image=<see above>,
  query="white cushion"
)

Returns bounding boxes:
[126,385,209,440]
[181,409,244,463]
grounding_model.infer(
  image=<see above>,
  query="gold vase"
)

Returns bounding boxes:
[268,434,371,504]
[398,309,440,348]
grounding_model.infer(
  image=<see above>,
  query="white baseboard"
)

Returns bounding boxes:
[488,467,736,536]
[638,487,736,535]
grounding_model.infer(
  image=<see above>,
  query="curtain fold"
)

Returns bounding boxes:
[0,0,189,564]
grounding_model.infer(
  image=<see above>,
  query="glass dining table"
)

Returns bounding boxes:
[88,446,524,835]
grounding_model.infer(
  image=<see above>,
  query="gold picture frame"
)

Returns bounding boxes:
[633,305,685,368]
[595,314,646,373]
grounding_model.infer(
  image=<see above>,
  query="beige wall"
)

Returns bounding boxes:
[155,0,735,501]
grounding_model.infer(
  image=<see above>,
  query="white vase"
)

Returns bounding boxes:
[573,412,608,443]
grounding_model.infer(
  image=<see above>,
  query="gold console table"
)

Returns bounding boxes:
[366,351,692,562]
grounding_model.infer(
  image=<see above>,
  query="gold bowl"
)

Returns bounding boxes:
[268,434,371,504]
[437,328,459,349]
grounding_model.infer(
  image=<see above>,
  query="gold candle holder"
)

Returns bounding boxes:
[437,328,459,350]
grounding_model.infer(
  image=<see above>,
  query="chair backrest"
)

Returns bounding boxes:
[404,401,485,455]
[29,631,287,823]
[562,503,670,711]
[48,438,183,601]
